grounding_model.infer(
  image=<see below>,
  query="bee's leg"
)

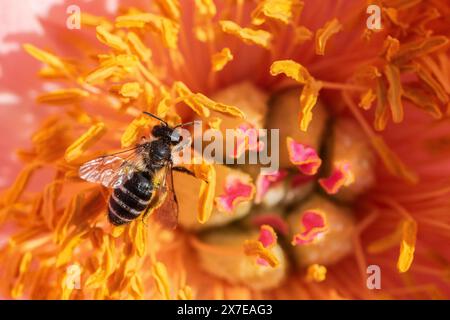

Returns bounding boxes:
[172,166,195,177]
[173,166,209,184]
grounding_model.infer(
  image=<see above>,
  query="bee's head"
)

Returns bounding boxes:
[152,125,182,145]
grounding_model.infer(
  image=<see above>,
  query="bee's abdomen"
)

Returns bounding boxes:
[108,172,153,226]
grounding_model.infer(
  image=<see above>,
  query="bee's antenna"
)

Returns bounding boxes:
[143,111,168,126]
[174,120,200,129]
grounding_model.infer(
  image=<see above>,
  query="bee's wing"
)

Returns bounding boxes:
[79,144,148,189]
[151,164,179,229]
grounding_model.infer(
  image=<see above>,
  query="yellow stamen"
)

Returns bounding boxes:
[174,82,210,117]
[397,219,417,273]
[194,163,216,224]
[11,252,32,298]
[56,230,89,266]
[305,264,327,282]
[243,240,279,268]
[219,20,272,49]
[177,286,193,300]
[54,193,83,244]
[211,48,234,72]
[208,117,222,129]
[385,64,404,123]
[64,122,107,163]
[85,65,118,85]
[127,32,152,62]
[96,25,128,51]
[251,0,303,25]
[299,79,322,132]
[315,18,342,55]
[80,13,112,28]
[116,13,180,49]
[2,163,41,206]
[382,36,400,62]
[129,273,144,299]
[121,116,151,148]
[270,59,310,84]
[129,221,147,257]
[36,88,89,105]
[119,82,143,99]
[23,44,69,73]
[359,89,376,110]
[152,261,171,300]
[155,0,181,21]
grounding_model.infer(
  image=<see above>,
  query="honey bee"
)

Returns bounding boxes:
[79,112,198,227]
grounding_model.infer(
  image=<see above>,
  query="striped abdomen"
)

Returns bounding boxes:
[108,172,153,226]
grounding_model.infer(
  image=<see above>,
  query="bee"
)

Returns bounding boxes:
[79,112,198,228]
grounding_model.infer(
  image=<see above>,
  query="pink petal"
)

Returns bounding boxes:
[286,137,322,175]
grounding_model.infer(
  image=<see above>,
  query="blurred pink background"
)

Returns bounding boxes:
[0,0,122,189]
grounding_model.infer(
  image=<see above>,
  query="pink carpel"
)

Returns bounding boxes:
[286,137,322,175]
[255,170,288,203]
[292,210,328,246]
[251,214,289,236]
[319,162,354,194]
[230,123,265,158]
[215,175,255,213]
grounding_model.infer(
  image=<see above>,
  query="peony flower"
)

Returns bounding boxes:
[0,0,449,300]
